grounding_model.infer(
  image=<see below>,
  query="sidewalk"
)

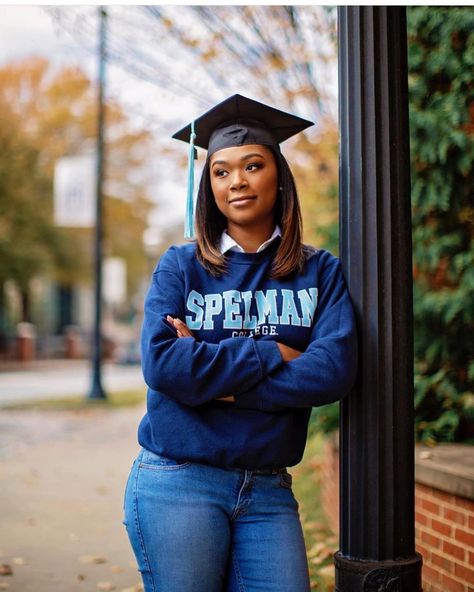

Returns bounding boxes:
[0,360,144,407]
[0,402,147,591]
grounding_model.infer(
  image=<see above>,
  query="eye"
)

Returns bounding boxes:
[213,169,228,178]
[246,163,262,172]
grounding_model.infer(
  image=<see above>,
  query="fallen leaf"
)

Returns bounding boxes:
[304,521,327,531]
[0,582,10,590]
[317,564,335,582]
[97,582,116,591]
[0,565,13,576]
[12,558,25,565]
[80,555,107,565]
[308,542,326,557]
[110,565,124,573]
[77,574,86,581]
[419,450,433,460]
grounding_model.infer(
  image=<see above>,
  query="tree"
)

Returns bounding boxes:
[46,6,340,244]
[0,58,155,321]
[408,7,474,443]
[0,97,70,324]
[292,124,339,252]
[47,6,337,120]
[142,6,336,119]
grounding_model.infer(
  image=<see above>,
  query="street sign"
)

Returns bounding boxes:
[54,155,96,227]
[103,257,127,305]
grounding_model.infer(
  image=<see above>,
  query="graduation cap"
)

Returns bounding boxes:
[172,94,314,239]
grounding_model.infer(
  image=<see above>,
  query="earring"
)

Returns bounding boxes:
[279,186,283,191]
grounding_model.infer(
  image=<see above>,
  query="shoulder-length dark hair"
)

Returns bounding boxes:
[194,147,306,279]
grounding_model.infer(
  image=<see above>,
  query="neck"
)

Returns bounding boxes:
[226,220,275,253]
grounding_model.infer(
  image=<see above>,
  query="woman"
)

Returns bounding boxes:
[123,94,358,592]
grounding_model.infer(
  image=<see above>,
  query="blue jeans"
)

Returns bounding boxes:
[123,447,310,592]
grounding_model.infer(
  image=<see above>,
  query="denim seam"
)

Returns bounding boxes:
[231,549,246,592]
[230,470,249,521]
[133,464,156,592]
[139,461,191,471]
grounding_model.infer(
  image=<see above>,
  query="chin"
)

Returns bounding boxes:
[228,216,265,228]
[228,210,275,226]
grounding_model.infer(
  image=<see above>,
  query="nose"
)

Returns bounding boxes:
[229,170,248,191]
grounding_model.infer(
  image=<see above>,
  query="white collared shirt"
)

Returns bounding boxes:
[219,225,282,254]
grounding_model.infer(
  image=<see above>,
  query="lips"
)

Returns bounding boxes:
[229,195,257,204]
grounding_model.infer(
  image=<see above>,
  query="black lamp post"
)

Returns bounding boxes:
[335,7,423,590]
[88,6,107,400]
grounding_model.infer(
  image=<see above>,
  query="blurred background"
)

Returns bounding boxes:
[0,4,471,443]
[0,5,472,592]
[0,5,339,372]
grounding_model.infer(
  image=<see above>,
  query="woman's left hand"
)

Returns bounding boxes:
[166,315,235,403]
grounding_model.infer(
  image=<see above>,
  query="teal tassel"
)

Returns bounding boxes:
[184,121,197,239]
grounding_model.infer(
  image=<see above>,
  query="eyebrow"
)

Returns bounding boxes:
[211,152,265,166]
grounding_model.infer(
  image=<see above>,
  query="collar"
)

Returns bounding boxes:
[219,225,282,254]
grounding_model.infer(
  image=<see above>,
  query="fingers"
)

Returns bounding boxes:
[166,315,194,338]
[216,395,235,403]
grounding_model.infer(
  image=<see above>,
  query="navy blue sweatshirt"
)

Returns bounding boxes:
[137,239,357,470]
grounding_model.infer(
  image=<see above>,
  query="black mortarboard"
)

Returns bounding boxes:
[173,93,314,155]
[172,94,315,239]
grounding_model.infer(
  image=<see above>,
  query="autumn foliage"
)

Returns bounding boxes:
[0,57,154,326]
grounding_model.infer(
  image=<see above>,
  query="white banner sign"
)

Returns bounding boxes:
[54,155,96,227]
[103,257,127,304]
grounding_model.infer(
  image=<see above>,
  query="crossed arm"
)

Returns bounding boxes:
[166,315,302,403]
[141,248,357,411]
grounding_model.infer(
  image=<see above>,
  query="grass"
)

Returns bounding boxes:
[292,433,337,591]
[1,388,147,411]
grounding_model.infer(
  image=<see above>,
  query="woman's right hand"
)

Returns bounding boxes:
[276,342,303,362]
[166,316,194,339]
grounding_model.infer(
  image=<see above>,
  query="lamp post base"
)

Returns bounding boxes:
[334,552,423,592]
[88,370,107,400]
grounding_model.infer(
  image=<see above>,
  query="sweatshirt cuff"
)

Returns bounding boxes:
[252,339,283,376]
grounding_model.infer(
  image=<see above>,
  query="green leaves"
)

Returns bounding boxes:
[408,7,474,443]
